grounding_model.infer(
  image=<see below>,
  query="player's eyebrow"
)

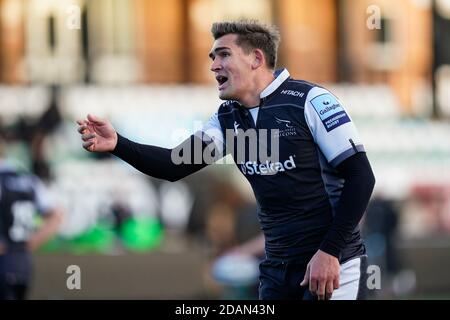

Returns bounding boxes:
[208,47,230,59]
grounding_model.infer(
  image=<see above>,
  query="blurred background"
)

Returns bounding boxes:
[0,0,449,299]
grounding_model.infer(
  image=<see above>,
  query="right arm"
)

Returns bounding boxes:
[77,114,222,182]
[111,133,217,182]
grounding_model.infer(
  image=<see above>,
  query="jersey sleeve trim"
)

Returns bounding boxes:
[329,145,366,167]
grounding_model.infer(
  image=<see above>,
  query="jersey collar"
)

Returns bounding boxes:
[260,68,290,99]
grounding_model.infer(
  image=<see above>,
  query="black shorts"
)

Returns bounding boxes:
[0,251,32,300]
[258,256,368,300]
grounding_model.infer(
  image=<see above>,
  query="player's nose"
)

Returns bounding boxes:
[210,59,222,72]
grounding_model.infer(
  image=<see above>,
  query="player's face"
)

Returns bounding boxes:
[209,34,255,101]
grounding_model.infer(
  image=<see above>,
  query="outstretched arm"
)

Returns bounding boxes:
[77,114,220,182]
[111,133,216,182]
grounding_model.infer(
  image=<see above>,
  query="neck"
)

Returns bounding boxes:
[239,70,275,108]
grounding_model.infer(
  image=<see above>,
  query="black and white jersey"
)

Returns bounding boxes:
[0,163,54,251]
[201,69,366,263]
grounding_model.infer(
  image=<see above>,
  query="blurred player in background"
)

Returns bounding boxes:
[0,130,62,300]
[77,20,375,300]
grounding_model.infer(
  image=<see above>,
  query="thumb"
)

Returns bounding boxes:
[300,264,310,286]
[87,114,105,125]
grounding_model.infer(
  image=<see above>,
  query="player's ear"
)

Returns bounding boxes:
[251,49,265,70]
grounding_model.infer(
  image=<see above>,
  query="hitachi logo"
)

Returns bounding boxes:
[240,155,296,176]
[281,90,304,97]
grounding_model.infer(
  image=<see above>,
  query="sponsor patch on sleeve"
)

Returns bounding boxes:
[310,93,351,132]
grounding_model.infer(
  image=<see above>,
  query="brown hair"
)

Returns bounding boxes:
[211,20,281,69]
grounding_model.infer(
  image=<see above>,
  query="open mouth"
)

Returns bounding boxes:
[216,75,229,90]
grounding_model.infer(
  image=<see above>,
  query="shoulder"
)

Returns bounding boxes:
[0,166,28,180]
[265,78,317,109]
[0,169,42,195]
[285,78,338,99]
[284,78,319,95]
[270,78,320,105]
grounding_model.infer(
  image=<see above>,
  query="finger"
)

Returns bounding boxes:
[87,114,104,125]
[317,279,326,300]
[82,141,94,151]
[300,264,310,286]
[333,276,340,289]
[77,125,89,134]
[326,281,334,300]
[309,277,318,296]
[76,119,87,126]
[81,133,95,142]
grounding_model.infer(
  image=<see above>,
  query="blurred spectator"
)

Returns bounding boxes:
[363,195,401,297]
[364,195,400,274]
[8,86,63,182]
[0,130,62,300]
[204,181,259,257]
[202,181,262,299]
[109,199,133,236]
[30,85,63,181]
[205,203,237,258]
[35,86,63,136]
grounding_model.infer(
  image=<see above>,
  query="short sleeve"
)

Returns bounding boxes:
[195,112,225,157]
[304,86,365,167]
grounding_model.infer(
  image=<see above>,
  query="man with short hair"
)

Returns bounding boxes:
[77,20,375,300]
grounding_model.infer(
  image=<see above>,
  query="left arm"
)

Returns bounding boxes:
[301,152,375,299]
[320,151,375,258]
[301,86,376,299]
